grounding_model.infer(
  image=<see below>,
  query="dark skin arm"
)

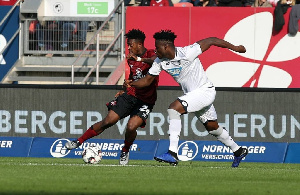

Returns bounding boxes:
[127,38,246,89]
[197,37,246,53]
[124,52,157,89]
[140,56,157,64]
[125,74,157,88]
[127,51,157,65]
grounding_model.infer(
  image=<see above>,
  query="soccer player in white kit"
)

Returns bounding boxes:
[127,30,248,167]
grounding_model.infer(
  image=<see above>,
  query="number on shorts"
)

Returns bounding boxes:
[140,105,150,117]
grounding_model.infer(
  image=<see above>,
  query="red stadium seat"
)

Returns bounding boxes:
[174,2,193,7]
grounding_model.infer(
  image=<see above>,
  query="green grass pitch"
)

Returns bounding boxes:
[0,157,300,195]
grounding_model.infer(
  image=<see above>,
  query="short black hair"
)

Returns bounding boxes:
[153,30,177,43]
[125,29,146,43]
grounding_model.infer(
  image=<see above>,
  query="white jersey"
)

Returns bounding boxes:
[148,43,212,93]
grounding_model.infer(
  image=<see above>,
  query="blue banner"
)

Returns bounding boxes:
[29,137,158,160]
[284,143,300,163]
[0,136,33,157]
[155,140,288,163]
[0,6,19,81]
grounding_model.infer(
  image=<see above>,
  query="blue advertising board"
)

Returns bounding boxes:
[29,137,158,160]
[155,139,288,163]
[0,136,291,164]
[284,143,300,163]
[0,6,19,81]
[0,136,33,157]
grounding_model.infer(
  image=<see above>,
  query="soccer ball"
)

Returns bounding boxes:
[82,146,102,164]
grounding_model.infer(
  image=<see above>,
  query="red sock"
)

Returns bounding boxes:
[122,140,133,152]
[78,126,98,144]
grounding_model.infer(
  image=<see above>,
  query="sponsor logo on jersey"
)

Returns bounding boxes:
[166,67,182,76]
[133,68,145,80]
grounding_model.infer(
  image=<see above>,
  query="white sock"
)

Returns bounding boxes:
[209,127,240,152]
[168,118,182,153]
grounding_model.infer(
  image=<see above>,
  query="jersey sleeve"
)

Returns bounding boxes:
[183,43,202,62]
[148,58,162,76]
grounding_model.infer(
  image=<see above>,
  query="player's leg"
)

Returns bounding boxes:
[119,116,144,165]
[120,102,153,165]
[123,116,143,150]
[65,110,120,150]
[66,93,134,150]
[196,105,248,167]
[155,86,216,165]
[155,85,218,165]
[154,99,185,165]
[205,120,248,168]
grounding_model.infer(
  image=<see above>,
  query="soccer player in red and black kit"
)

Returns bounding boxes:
[65,29,158,165]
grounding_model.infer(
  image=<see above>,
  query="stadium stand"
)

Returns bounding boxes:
[2,0,125,85]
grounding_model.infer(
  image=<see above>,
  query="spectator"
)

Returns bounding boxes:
[150,0,171,6]
[35,20,58,57]
[273,0,294,33]
[197,0,217,6]
[268,0,280,6]
[253,0,273,6]
[141,0,173,5]
[288,4,300,36]
[177,0,199,6]
[124,0,132,5]
[283,0,296,5]
[171,0,181,4]
[217,0,244,6]
[60,21,89,50]
[140,0,151,5]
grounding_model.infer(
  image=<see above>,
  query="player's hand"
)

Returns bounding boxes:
[115,90,124,98]
[126,52,137,61]
[235,45,246,53]
[124,79,132,88]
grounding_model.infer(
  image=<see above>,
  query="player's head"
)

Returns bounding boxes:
[125,29,146,55]
[153,30,177,59]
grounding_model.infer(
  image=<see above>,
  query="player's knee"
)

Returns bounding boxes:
[204,120,219,132]
[126,123,138,132]
[168,109,181,120]
[169,100,186,114]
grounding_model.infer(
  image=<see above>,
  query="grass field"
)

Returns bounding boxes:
[0,157,300,195]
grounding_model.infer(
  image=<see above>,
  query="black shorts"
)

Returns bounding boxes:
[106,93,154,127]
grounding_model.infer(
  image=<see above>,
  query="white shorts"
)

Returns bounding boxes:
[178,85,217,124]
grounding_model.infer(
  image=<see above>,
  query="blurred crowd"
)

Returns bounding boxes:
[125,0,299,7]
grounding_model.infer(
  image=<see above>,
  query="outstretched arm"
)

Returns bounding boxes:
[127,52,157,65]
[126,74,157,88]
[197,37,246,53]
